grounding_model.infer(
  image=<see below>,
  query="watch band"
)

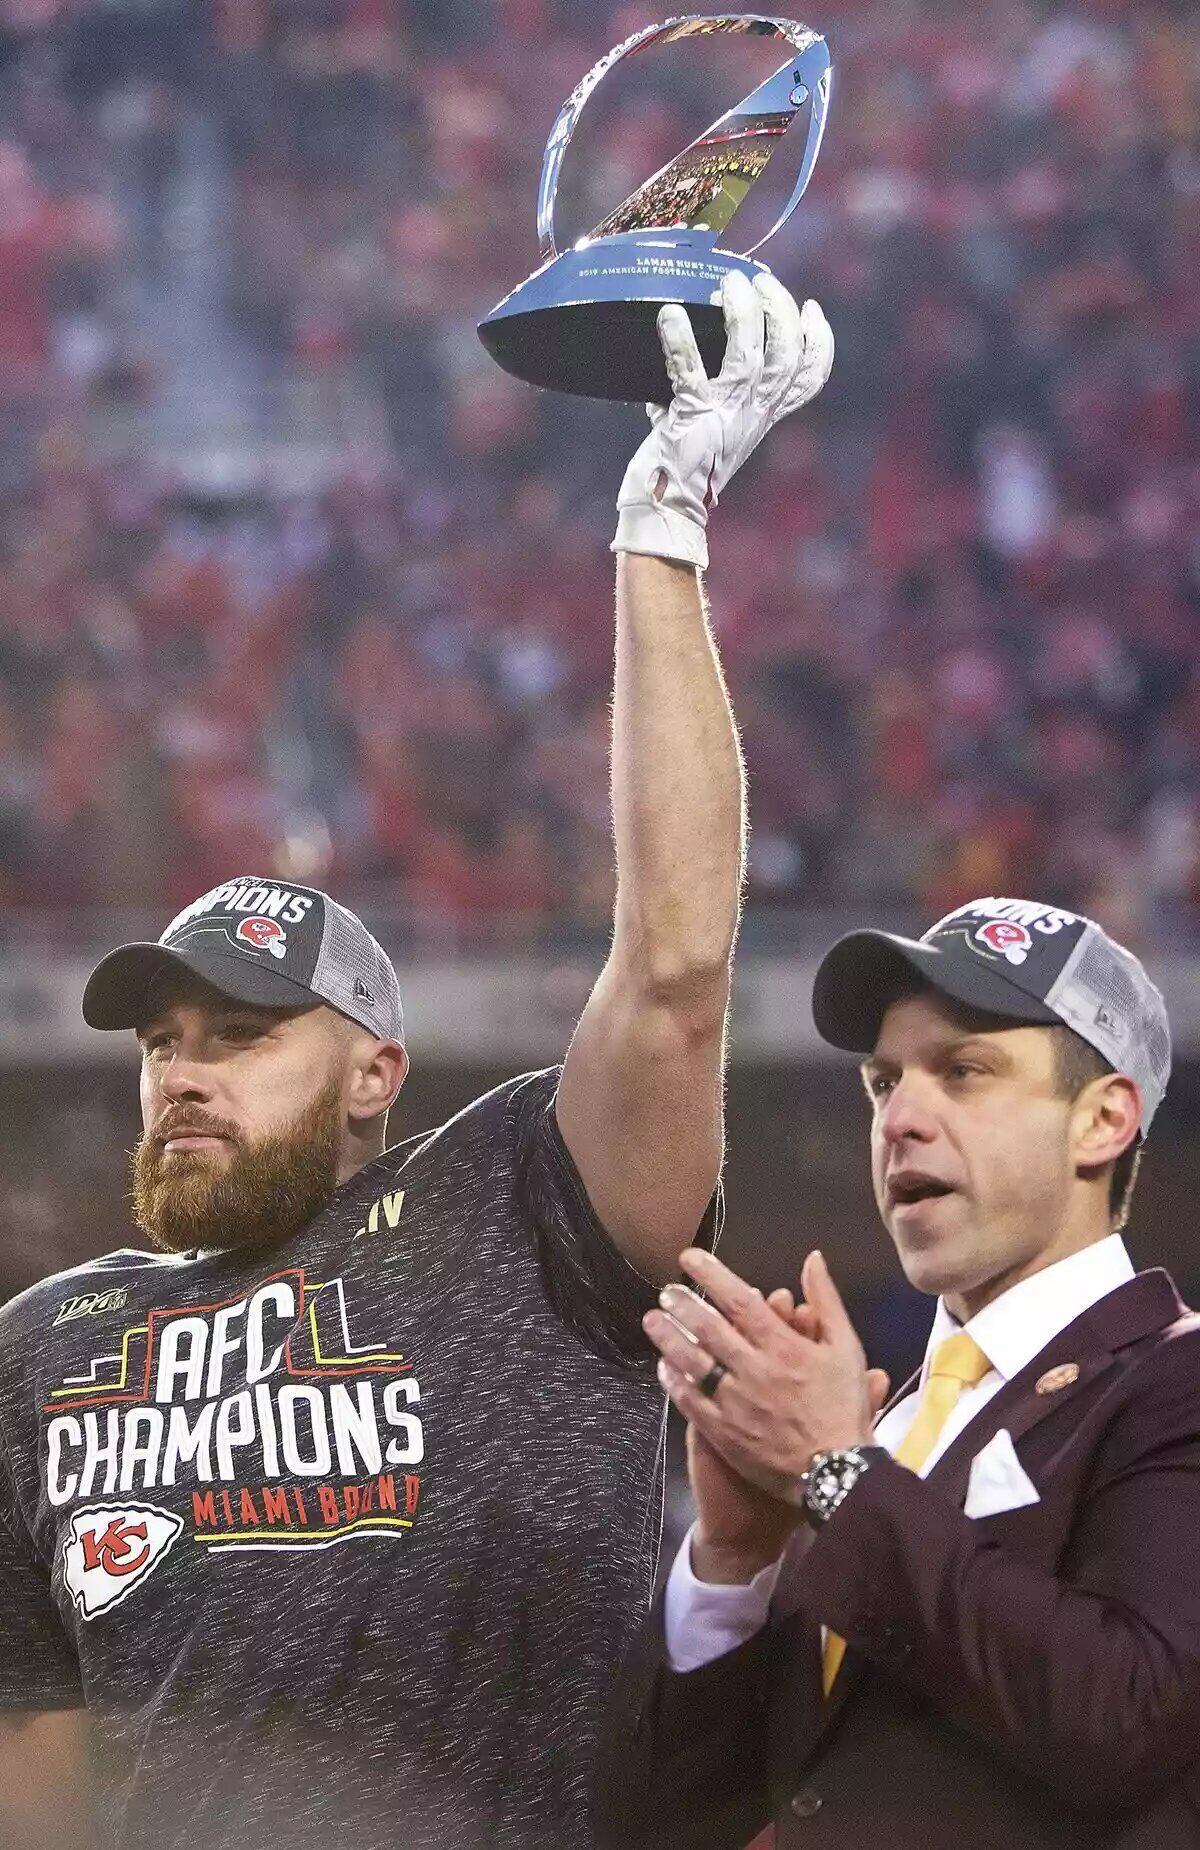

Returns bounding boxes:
[802,1445,890,1527]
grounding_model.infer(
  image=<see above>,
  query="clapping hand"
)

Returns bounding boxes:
[646,1251,890,1575]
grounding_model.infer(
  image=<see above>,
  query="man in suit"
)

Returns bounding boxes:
[593,896,1200,1849]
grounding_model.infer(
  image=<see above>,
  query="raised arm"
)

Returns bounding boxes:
[556,273,833,1281]
[556,551,743,1282]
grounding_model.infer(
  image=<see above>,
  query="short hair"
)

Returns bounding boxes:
[1051,1029,1141,1230]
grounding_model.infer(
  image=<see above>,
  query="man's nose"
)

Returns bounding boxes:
[157,1054,215,1104]
[878,1073,939,1147]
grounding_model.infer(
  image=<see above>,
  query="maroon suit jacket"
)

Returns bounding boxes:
[592,1268,1200,1850]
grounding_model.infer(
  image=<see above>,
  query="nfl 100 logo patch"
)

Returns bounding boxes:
[54,1289,129,1328]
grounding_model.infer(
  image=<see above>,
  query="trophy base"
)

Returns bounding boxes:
[478,232,767,404]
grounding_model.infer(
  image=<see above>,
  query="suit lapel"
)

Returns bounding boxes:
[921,1347,1114,1511]
[925,1267,1185,1507]
[793,1269,1185,1732]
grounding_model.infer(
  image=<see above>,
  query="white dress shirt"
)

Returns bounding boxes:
[665,1234,1135,1672]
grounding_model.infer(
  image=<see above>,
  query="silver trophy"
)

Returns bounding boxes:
[478,15,832,402]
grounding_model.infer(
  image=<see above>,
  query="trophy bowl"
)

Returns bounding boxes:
[480,234,764,405]
[478,16,832,404]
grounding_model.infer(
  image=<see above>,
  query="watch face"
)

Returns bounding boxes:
[805,1448,872,1522]
[812,1457,852,1504]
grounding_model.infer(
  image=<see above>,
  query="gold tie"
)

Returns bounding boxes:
[821,1330,991,1695]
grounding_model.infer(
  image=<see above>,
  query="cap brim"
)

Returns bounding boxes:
[82,944,317,1031]
[812,930,1062,1053]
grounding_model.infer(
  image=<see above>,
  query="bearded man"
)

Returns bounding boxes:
[0,276,833,1850]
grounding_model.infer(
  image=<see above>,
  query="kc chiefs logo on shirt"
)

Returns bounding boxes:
[83,1514,150,1574]
[62,1502,184,1621]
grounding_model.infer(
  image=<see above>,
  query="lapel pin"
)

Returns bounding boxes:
[1035,1362,1080,1395]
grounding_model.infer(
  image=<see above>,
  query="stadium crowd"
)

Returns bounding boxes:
[0,0,1196,945]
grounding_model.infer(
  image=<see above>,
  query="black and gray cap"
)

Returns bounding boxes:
[812,897,1170,1134]
[82,876,404,1044]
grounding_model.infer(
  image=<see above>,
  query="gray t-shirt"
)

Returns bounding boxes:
[0,1069,682,1849]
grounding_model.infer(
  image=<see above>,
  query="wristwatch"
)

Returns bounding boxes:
[800,1445,890,1528]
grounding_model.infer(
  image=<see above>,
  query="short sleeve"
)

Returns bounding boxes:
[0,1442,82,1711]
[509,1070,722,1368]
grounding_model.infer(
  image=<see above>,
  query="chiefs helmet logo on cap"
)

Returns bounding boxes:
[974,919,1033,966]
[235,917,288,961]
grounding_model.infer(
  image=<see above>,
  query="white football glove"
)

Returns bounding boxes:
[612,270,834,570]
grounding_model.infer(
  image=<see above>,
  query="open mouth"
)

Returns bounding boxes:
[888,1177,955,1209]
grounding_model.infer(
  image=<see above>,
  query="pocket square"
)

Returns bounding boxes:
[963,1427,1041,1519]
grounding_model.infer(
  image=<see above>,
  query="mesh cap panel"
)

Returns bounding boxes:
[1045,925,1170,1132]
[311,897,404,1044]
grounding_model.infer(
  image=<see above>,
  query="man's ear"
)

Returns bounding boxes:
[1072,1072,1141,1172]
[348,1041,408,1124]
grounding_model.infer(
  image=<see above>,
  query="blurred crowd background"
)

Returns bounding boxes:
[0,0,1197,1393]
[0,0,1196,945]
